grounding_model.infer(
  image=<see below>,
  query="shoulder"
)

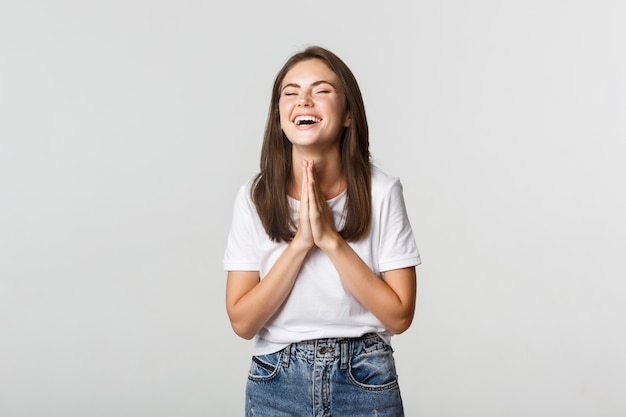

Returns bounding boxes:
[371,165,402,195]
[232,175,258,209]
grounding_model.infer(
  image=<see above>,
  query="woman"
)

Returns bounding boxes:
[224,45,421,416]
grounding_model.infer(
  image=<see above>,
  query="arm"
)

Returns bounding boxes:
[322,239,417,334]
[226,164,315,340]
[305,161,417,334]
[225,241,309,339]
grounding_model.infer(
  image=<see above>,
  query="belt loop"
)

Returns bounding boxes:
[340,340,349,370]
[282,345,291,367]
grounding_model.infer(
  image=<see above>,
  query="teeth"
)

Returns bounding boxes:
[295,115,321,125]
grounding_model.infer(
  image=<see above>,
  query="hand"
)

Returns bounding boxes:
[304,160,340,250]
[293,160,315,251]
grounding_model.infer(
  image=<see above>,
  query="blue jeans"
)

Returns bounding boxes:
[245,333,405,417]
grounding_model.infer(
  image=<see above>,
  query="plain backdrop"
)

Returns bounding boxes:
[1,1,625,416]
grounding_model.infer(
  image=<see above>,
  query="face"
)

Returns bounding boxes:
[279,59,351,149]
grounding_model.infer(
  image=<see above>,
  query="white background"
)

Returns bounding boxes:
[1,1,625,416]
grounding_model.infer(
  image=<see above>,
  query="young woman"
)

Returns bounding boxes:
[224,45,421,417]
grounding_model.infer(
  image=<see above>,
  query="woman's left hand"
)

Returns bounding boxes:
[304,160,340,250]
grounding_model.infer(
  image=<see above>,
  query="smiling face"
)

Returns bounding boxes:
[279,59,351,150]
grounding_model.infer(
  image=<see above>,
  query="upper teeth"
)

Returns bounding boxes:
[295,115,321,125]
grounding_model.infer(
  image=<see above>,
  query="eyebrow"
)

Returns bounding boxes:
[281,80,337,91]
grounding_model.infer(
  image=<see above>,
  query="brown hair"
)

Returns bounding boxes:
[252,45,371,242]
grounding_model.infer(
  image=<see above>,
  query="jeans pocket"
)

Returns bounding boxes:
[349,346,399,391]
[248,351,283,382]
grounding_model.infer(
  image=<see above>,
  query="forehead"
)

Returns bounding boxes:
[281,58,340,87]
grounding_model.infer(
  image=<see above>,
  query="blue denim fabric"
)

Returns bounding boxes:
[245,333,404,417]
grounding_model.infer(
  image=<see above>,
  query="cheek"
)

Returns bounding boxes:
[279,115,289,131]
[278,104,291,128]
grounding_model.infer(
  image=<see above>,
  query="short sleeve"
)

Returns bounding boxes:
[377,178,421,272]
[223,184,261,271]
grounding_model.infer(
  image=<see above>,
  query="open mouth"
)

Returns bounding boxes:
[294,115,321,126]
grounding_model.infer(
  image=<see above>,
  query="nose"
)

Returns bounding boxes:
[297,93,312,106]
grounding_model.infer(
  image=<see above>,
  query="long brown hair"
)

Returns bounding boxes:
[252,46,371,242]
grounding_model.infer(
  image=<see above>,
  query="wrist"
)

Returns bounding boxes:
[290,233,314,255]
[318,232,342,254]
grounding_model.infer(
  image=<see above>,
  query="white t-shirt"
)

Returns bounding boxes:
[223,166,421,355]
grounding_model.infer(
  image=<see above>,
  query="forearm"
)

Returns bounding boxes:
[321,236,417,334]
[227,241,310,339]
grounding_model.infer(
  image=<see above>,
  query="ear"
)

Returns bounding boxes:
[343,113,352,127]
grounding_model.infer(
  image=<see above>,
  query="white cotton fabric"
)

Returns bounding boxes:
[223,166,421,355]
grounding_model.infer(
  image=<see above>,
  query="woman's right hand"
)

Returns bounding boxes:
[292,160,316,251]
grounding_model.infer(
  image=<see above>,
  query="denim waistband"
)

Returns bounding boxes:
[281,333,390,370]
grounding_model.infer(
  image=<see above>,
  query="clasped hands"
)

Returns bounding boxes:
[293,160,341,252]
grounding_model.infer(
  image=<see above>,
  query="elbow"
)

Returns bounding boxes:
[234,328,256,340]
[229,320,258,340]
[387,314,414,335]
[226,304,259,340]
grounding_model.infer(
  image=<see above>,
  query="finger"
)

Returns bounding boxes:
[301,160,308,203]
[300,161,310,220]
[307,163,328,232]
[308,161,326,209]
[307,162,318,215]
[295,161,313,244]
